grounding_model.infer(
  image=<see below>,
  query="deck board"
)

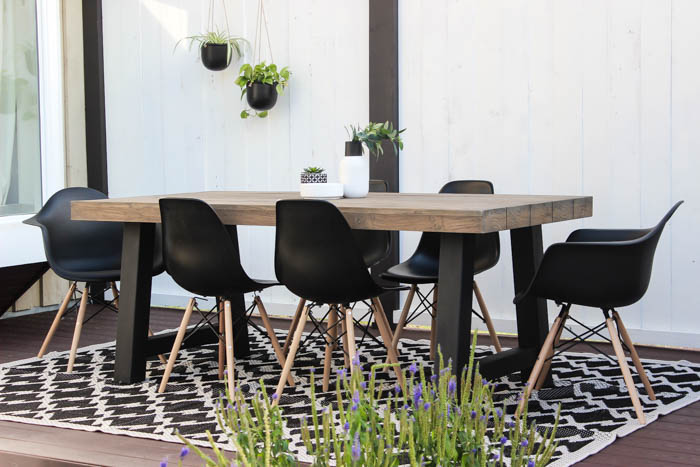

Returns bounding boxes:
[0,306,698,466]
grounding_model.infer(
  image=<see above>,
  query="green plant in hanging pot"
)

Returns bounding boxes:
[177,29,249,72]
[235,62,290,118]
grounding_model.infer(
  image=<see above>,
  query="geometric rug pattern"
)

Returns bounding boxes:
[0,327,699,466]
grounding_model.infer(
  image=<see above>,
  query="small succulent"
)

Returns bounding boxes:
[303,167,325,174]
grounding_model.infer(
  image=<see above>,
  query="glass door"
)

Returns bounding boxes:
[0,0,42,217]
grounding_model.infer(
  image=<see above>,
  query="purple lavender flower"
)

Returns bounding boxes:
[180,447,189,458]
[470,410,477,419]
[491,453,500,461]
[480,415,486,421]
[353,390,360,405]
[424,402,431,411]
[496,408,502,418]
[337,368,347,378]
[431,374,438,382]
[360,381,367,390]
[351,432,361,461]
[352,355,361,366]
[160,460,167,467]
[394,384,401,395]
[527,461,535,467]
[271,393,278,400]
[500,436,508,445]
[413,383,423,406]
[344,421,350,432]
[403,404,409,410]
[448,379,457,395]
[409,362,418,375]
[521,439,529,447]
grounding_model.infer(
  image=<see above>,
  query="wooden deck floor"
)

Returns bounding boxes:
[0,306,698,466]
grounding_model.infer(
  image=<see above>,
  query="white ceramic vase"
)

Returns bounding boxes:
[340,142,369,198]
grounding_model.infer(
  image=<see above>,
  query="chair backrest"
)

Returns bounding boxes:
[624,200,684,303]
[23,187,123,273]
[410,180,500,274]
[159,198,254,297]
[353,179,392,267]
[275,199,380,304]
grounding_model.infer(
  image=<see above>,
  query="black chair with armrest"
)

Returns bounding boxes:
[516,201,683,425]
[23,187,164,373]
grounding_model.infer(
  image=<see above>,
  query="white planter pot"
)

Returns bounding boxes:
[340,155,369,198]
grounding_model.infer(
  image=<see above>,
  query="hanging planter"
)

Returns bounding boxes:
[176,1,248,72]
[246,82,278,111]
[235,0,290,118]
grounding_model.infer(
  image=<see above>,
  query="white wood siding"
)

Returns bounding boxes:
[399,0,700,346]
[102,0,369,310]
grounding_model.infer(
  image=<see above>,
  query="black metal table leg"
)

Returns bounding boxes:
[435,233,476,377]
[114,222,154,384]
[224,225,251,357]
[510,225,551,385]
[231,292,251,357]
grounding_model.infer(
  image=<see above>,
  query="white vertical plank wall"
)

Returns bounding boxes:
[102,0,369,312]
[103,1,700,347]
[399,0,700,347]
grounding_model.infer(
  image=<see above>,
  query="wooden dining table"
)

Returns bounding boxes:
[72,191,592,385]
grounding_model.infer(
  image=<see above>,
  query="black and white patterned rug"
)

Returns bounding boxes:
[0,327,699,466]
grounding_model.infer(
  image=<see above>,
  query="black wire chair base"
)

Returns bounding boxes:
[546,306,638,367]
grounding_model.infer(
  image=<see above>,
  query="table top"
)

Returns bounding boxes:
[71,191,592,233]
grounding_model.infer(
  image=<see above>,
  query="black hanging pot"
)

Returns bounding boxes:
[345,141,363,157]
[200,43,230,71]
[246,82,278,111]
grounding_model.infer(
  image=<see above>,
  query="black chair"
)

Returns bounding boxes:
[281,180,391,355]
[157,198,291,395]
[380,180,502,360]
[517,201,683,424]
[23,187,164,372]
[273,199,404,398]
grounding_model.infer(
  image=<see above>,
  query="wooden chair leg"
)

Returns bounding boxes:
[38,282,76,358]
[146,329,168,364]
[283,298,306,355]
[323,305,338,392]
[110,282,119,308]
[391,285,416,355]
[67,285,90,373]
[430,285,438,360]
[342,305,357,374]
[158,298,195,393]
[218,299,225,380]
[273,306,309,405]
[473,281,502,353]
[223,300,236,396]
[607,317,646,424]
[340,315,350,368]
[372,297,404,386]
[535,308,569,390]
[613,310,655,401]
[517,314,564,415]
[255,296,294,387]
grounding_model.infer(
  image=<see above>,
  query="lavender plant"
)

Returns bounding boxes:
[172,332,559,466]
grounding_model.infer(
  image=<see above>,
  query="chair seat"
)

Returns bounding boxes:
[381,257,492,285]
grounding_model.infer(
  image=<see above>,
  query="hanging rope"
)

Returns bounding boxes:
[207,0,232,41]
[253,0,274,65]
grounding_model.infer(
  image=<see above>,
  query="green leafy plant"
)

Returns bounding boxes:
[303,167,325,174]
[176,29,249,64]
[235,62,291,119]
[174,332,559,466]
[346,121,406,159]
